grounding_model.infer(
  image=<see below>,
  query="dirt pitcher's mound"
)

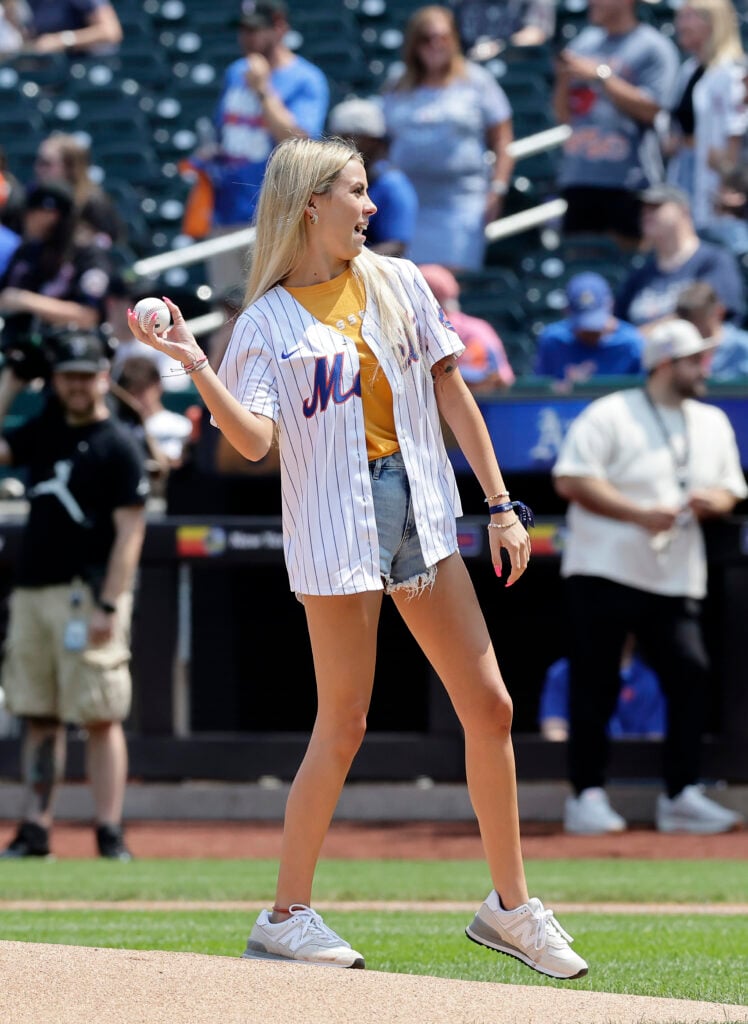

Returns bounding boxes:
[2,941,746,1024]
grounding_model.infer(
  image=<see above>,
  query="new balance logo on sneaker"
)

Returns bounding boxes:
[466,890,588,980]
[242,904,365,969]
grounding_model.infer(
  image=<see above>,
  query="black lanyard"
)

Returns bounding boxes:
[643,389,690,494]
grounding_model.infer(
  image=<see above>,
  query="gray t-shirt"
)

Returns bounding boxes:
[558,23,679,191]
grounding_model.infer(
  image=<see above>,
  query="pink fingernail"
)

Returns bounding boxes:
[162,295,172,303]
[494,565,502,578]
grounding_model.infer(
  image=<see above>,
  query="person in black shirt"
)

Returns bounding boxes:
[0,329,148,860]
[0,182,114,381]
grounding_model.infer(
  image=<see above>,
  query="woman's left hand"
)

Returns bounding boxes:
[488,518,531,587]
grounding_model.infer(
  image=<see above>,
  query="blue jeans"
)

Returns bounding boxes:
[369,451,435,595]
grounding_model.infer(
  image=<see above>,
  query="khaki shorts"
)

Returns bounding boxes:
[1,583,133,725]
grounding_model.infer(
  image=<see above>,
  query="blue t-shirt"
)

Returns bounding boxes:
[559,23,679,191]
[209,55,329,227]
[366,159,418,250]
[709,322,748,380]
[534,317,644,378]
[615,241,746,326]
[539,656,666,738]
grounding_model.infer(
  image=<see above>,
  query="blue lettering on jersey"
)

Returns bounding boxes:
[438,306,457,334]
[302,353,361,418]
[397,334,420,369]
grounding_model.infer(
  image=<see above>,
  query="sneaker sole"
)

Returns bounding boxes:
[0,852,56,861]
[465,926,588,980]
[657,819,742,835]
[241,948,365,969]
[564,825,626,836]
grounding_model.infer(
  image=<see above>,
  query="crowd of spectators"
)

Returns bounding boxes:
[2,0,748,391]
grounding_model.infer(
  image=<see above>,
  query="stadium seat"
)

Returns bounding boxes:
[499,71,549,107]
[2,101,46,139]
[0,53,68,95]
[457,266,522,296]
[458,294,526,333]
[1,138,41,183]
[94,141,163,186]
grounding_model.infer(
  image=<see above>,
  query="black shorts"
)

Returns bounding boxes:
[561,186,643,240]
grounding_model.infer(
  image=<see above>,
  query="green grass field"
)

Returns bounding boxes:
[1,858,746,1004]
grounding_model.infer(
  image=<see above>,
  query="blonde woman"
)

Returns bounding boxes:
[666,0,748,228]
[127,137,587,980]
[382,5,514,270]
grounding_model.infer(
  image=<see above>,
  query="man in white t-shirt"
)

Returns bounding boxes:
[553,319,747,836]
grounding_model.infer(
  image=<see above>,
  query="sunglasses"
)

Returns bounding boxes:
[417,30,451,44]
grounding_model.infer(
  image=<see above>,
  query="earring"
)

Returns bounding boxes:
[309,211,318,225]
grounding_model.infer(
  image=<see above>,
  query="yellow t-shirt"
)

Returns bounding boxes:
[284,269,399,461]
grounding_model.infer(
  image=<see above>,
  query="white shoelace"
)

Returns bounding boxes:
[529,905,574,950]
[283,904,344,951]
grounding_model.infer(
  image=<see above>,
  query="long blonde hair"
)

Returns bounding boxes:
[683,0,744,66]
[244,137,418,367]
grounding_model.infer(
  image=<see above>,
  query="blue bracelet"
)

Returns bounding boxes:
[488,500,535,528]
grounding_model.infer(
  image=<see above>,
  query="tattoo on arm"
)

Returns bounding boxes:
[430,356,458,384]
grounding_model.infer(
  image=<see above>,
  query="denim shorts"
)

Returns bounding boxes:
[370,450,436,595]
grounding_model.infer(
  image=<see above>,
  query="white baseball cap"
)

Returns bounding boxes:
[328,98,386,140]
[642,319,716,370]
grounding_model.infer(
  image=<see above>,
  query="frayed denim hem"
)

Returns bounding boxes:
[383,564,437,598]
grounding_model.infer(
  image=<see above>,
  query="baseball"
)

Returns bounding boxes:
[134,297,171,333]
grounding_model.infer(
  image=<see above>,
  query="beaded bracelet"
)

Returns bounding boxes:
[488,499,535,528]
[484,491,509,504]
[487,518,519,530]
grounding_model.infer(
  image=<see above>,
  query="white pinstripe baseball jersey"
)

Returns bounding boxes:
[217,257,466,596]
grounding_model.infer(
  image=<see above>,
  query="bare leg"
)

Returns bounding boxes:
[273,591,382,917]
[393,553,528,909]
[21,717,66,829]
[85,721,128,825]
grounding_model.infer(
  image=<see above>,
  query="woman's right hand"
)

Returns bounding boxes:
[127,296,205,368]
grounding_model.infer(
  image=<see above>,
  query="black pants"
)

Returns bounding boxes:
[561,186,643,241]
[565,576,710,799]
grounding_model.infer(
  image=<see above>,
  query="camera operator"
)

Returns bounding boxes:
[0,182,112,383]
[0,329,148,861]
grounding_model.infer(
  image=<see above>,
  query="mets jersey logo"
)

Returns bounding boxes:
[438,306,457,334]
[302,354,362,418]
[301,343,421,419]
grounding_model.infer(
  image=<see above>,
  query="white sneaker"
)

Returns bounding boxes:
[241,904,365,968]
[656,785,744,835]
[564,787,627,835]
[466,890,588,980]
